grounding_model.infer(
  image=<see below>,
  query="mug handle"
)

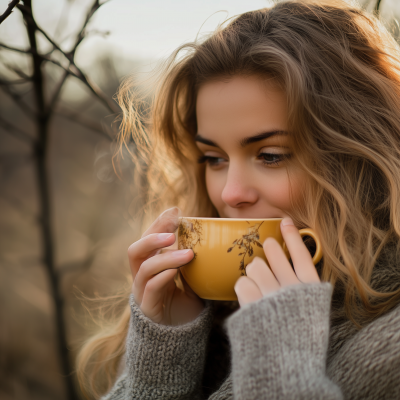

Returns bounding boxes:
[283,228,323,265]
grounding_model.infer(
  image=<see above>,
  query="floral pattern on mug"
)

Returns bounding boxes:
[227,221,264,274]
[178,218,203,259]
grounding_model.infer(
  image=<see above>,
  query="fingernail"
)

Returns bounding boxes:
[281,218,294,226]
[168,207,181,216]
[157,233,174,241]
[171,249,192,258]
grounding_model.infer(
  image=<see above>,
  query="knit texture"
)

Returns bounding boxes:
[122,295,213,399]
[227,283,341,400]
[101,282,400,400]
[102,373,127,400]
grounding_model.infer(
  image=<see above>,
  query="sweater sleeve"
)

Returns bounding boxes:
[226,283,343,400]
[327,301,400,400]
[101,295,213,400]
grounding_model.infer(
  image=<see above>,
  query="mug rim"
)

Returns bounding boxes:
[179,217,283,221]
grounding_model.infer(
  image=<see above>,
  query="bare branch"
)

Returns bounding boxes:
[84,29,111,39]
[42,56,119,115]
[47,0,101,112]
[0,42,30,54]
[1,3,119,115]
[47,71,69,115]
[19,2,79,397]
[0,77,30,85]
[70,0,102,55]
[1,60,31,80]
[0,1,117,399]
[16,1,120,114]
[0,0,20,25]
[374,0,382,13]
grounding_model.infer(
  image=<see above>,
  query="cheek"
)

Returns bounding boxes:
[258,168,306,211]
[205,169,225,207]
[261,173,291,208]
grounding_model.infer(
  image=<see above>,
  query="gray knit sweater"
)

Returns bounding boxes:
[101,281,400,400]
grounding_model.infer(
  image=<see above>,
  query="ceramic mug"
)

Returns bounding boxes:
[177,217,323,301]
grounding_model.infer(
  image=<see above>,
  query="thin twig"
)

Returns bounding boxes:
[375,0,382,13]
[1,60,31,80]
[0,42,30,54]
[1,9,119,114]
[47,71,69,114]
[0,77,30,85]
[0,1,117,399]
[0,0,20,25]
[70,0,102,55]
[21,1,79,399]
[16,1,119,114]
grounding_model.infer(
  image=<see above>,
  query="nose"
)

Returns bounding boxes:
[221,163,258,208]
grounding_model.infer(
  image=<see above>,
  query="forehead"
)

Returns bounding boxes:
[196,75,288,141]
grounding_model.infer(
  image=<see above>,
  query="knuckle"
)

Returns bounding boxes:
[246,257,262,275]
[145,278,158,293]
[246,262,256,275]
[127,242,137,258]
[144,278,159,293]
[246,257,266,275]
[139,257,152,273]
[281,224,297,234]
[163,217,179,233]
[263,237,278,252]
[234,276,248,292]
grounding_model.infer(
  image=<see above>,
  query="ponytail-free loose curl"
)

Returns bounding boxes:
[77,1,400,398]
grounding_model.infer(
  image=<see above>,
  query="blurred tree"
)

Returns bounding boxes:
[0,1,120,399]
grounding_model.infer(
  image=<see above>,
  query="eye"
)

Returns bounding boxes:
[197,155,226,167]
[257,152,291,166]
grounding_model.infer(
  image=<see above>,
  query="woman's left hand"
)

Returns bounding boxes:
[234,217,320,307]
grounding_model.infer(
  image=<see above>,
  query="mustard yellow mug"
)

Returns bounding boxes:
[177,217,323,301]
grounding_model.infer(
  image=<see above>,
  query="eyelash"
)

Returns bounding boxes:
[197,153,291,167]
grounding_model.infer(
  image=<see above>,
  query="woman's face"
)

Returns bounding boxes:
[195,75,307,219]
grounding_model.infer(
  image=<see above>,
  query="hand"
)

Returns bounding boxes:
[234,217,320,307]
[128,207,204,325]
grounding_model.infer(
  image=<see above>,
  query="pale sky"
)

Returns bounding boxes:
[1,0,399,76]
[0,0,272,71]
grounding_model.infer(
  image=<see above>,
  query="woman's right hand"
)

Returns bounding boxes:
[128,207,205,326]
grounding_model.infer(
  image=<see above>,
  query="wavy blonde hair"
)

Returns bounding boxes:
[76,0,400,398]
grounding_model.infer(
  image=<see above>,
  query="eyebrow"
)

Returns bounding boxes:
[194,130,288,148]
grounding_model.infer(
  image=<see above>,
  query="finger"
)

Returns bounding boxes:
[263,237,299,287]
[132,249,193,304]
[245,257,281,296]
[141,207,181,238]
[234,276,263,307]
[141,269,177,323]
[280,218,320,283]
[128,232,176,278]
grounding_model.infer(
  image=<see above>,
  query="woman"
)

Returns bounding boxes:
[77,1,400,398]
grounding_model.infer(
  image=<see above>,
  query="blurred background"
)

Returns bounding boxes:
[0,0,399,399]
